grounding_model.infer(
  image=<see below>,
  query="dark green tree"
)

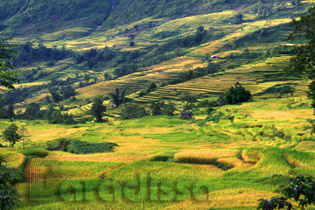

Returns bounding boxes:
[258,174,315,210]
[150,101,176,116]
[0,31,19,90]
[180,92,198,111]
[18,125,30,149]
[291,0,301,6]
[163,101,176,116]
[24,103,41,120]
[2,124,21,148]
[51,111,64,124]
[91,96,106,123]
[110,87,126,107]
[61,85,76,99]
[280,86,295,98]
[0,156,20,210]
[7,104,14,119]
[218,82,251,105]
[285,7,315,112]
[120,104,147,120]
[150,101,164,116]
[48,87,62,103]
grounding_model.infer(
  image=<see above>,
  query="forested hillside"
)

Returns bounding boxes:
[0,0,290,35]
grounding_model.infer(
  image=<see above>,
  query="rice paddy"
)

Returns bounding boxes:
[1,1,315,209]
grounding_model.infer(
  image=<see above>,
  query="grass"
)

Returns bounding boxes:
[1,93,315,209]
[1,1,315,209]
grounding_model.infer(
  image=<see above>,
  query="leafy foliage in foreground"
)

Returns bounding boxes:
[258,174,315,210]
[0,156,20,210]
[285,7,315,112]
[0,31,19,90]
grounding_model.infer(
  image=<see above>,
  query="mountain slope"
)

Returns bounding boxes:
[0,0,112,35]
[0,0,289,36]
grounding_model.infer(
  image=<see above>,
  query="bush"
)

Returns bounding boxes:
[0,157,20,210]
[67,140,118,154]
[120,104,148,119]
[150,155,174,162]
[47,139,118,154]
[19,148,49,158]
[150,101,176,116]
[258,174,315,210]
[218,82,251,105]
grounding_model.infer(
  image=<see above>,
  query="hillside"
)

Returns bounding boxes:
[1,0,289,36]
[0,1,315,210]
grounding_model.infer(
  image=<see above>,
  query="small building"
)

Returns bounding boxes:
[112,104,118,109]
[181,111,193,119]
[211,55,220,59]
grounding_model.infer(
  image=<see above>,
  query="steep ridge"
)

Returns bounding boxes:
[0,0,288,36]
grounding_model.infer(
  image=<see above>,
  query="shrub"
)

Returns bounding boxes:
[120,104,147,119]
[47,139,118,154]
[19,148,49,158]
[258,174,315,210]
[150,101,176,116]
[218,82,251,105]
[0,157,20,210]
[150,155,174,162]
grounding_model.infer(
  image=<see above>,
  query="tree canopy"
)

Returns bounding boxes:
[285,6,315,111]
[218,82,252,105]
[2,124,21,148]
[0,156,20,210]
[0,31,19,90]
[91,96,106,123]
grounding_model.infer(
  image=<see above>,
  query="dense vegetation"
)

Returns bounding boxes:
[0,0,112,34]
[0,156,20,210]
[47,138,118,154]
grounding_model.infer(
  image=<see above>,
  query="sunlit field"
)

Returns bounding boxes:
[1,91,315,209]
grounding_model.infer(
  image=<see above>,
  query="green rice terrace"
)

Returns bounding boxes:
[0,0,315,210]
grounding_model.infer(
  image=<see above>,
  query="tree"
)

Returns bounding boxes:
[91,96,106,123]
[23,103,41,120]
[0,31,19,90]
[218,82,251,105]
[7,104,14,119]
[48,87,62,103]
[150,101,163,116]
[291,0,301,6]
[150,101,176,116]
[280,86,295,98]
[120,104,147,120]
[180,92,198,111]
[258,174,315,210]
[61,85,76,99]
[0,156,20,210]
[110,88,126,107]
[2,124,21,148]
[18,125,30,149]
[51,111,64,124]
[285,7,315,112]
